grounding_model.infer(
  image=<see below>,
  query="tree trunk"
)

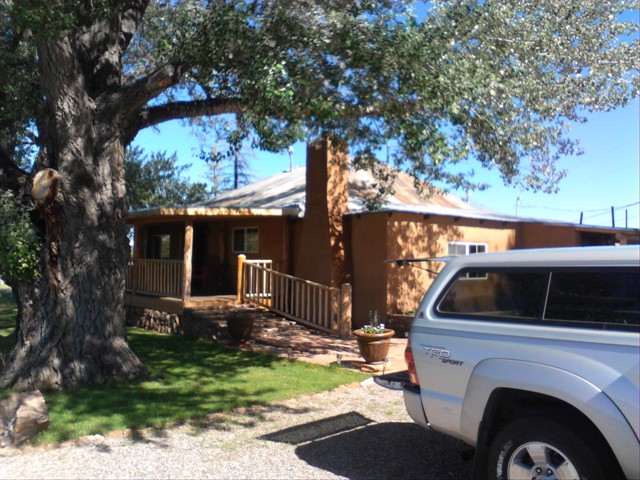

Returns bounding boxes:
[0,33,147,391]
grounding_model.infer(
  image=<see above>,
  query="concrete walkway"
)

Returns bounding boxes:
[222,312,409,375]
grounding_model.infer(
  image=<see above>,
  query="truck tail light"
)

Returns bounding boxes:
[405,340,419,385]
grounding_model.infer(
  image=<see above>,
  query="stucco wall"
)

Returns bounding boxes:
[143,223,185,259]
[386,214,516,315]
[516,222,579,248]
[224,216,289,291]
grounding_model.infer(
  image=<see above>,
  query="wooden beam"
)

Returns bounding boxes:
[182,221,193,301]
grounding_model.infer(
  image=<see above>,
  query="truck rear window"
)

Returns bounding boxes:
[436,268,640,330]
[437,270,548,319]
[545,271,639,328]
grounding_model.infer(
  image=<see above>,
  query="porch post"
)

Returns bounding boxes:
[131,225,144,294]
[339,283,353,339]
[182,220,193,301]
[237,254,246,303]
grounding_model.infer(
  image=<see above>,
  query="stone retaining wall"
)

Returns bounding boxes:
[126,306,227,341]
[126,306,182,335]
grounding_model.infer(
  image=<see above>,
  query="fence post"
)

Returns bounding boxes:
[131,259,138,295]
[237,254,246,303]
[339,283,352,339]
[182,221,193,301]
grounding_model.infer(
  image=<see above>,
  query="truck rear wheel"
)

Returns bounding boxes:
[487,416,608,480]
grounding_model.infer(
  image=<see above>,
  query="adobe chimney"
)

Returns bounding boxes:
[294,138,349,288]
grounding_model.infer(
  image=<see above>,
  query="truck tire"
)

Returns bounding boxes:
[487,416,609,480]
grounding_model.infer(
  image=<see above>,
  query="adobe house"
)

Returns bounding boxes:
[125,140,639,330]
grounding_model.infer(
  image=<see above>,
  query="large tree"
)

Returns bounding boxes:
[0,0,637,390]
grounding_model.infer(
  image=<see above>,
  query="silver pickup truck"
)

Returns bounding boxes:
[395,246,639,480]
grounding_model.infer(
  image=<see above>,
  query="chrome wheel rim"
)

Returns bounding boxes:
[508,441,580,480]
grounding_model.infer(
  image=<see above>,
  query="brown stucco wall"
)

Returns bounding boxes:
[515,222,579,248]
[385,213,516,315]
[143,223,184,259]
[223,216,289,291]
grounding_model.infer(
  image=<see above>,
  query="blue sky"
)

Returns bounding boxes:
[132,97,639,229]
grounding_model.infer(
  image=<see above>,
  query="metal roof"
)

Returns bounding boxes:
[186,166,521,222]
[127,166,639,232]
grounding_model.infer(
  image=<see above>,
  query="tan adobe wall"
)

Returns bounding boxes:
[516,223,579,248]
[224,217,289,291]
[386,213,516,315]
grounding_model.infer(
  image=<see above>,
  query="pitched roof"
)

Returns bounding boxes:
[190,166,518,222]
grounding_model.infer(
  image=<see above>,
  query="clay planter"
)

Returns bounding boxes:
[353,328,395,363]
[227,314,255,343]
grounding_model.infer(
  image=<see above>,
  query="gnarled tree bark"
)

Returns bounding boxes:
[0,27,148,390]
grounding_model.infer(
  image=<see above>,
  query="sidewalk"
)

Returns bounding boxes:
[223,313,409,375]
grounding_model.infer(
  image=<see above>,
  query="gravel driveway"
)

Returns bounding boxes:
[0,379,472,479]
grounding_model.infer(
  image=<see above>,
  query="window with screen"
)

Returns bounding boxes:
[233,227,259,253]
[447,242,488,279]
[153,234,171,259]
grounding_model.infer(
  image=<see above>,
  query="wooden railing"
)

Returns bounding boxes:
[126,259,183,297]
[239,256,352,338]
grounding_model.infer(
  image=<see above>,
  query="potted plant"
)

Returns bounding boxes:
[353,311,395,363]
[227,308,256,344]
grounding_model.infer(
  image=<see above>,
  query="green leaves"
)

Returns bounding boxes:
[0,190,40,283]
[124,147,210,210]
[2,0,639,203]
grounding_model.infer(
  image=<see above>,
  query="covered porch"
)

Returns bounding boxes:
[125,205,297,314]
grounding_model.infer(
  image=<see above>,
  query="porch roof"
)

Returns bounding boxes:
[127,205,301,222]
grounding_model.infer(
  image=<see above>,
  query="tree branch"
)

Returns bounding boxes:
[118,63,188,116]
[124,97,243,144]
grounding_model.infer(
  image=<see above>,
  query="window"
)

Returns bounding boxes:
[233,227,259,253]
[448,242,488,279]
[544,270,640,328]
[448,242,487,257]
[153,234,171,259]
[438,270,548,320]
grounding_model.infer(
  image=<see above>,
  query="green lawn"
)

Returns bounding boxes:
[0,294,365,444]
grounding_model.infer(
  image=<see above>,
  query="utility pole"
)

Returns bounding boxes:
[611,206,615,228]
[515,197,521,216]
[233,150,239,189]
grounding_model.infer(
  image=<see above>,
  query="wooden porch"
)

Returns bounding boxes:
[125,254,352,337]
[124,292,238,315]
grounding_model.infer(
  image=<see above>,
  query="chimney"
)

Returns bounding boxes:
[294,137,349,288]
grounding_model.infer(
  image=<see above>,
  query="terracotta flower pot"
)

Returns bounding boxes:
[227,315,254,343]
[354,328,395,363]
